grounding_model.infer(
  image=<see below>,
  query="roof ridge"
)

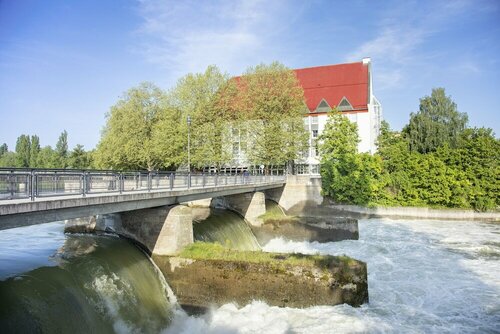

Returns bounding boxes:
[293,61,364,71]
[302,82,368,90]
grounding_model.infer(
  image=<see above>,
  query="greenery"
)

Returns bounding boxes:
[237,62,308,168]
[320,88,499,211]
[179,242,356,268]
[0,131,93,169]
[94,63,307,171]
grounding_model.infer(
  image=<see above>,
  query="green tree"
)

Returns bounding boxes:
[37,146,58,168]
[55,130,69,168]
[30,135,41,167]
[15,134,31,167]
[68,144,93,169]
[0,143,7,156]
[95,82,165,171]
[156,66,237,170]
[319,110,381,204]
[238,62,308,168]
[0,152,17,167]
[404,88,468,153]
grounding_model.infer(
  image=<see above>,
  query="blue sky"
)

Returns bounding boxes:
[1,0,499,150]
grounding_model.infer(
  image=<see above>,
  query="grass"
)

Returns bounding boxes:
[178,242,358,270]
[259,211,300,224]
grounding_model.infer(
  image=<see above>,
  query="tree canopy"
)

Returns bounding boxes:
[404,88,468,153]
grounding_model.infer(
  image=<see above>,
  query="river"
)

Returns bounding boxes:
[0,217,499,333]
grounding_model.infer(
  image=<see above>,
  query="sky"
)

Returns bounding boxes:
[0,0,499,150]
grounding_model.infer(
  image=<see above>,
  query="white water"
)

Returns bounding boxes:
[166,219,500,334]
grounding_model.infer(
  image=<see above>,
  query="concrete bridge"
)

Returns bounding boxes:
[0,169,288,229]
[0,168,325,255]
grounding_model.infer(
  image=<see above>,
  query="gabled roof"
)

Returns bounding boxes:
[293,61,369,112]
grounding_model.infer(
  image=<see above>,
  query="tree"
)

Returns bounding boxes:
[0,152,17,167]
[238,62,308,167]
[55,130,69,168]
[15,134,31,167]
[95,82,166,171]
[318,110,381,204]
[30,135,40,167]
[404,88,468,153]
[68,144,92,169]
[37,146,58,168]
[156,66,237,170]
[0,143,7,156]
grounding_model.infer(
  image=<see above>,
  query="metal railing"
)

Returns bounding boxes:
[0,168,285,201]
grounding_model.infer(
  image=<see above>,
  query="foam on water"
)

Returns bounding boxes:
[169,218,500,334]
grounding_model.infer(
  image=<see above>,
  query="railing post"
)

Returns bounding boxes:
[148,172,152,192]
[169,173,174,190]
[215,174,218,187]
[119,173,123,194]
[82,172,86,197]
[202,173,206,188]
[188,173,191,189]
[30,171,35,201]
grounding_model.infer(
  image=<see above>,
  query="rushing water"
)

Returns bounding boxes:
[1,217,499,333]
[0,222,173,333]
[192,208,261,251]
[169,218,500,334]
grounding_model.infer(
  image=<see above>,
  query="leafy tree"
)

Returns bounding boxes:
[55,130,69,167]
[30,135,41,167]
[319,110,381,204]
[157,66,237,170]
[238,62,308,167]
[15,134,31,167]
[95,82,165,171]
[68,144,92,169]
[0,143,7,156]
[37,146,59,168]
[0,152,17,167]
[404,88,468,153]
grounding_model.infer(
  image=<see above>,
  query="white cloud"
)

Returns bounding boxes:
[344,0,485,91]
[135,0,295,81]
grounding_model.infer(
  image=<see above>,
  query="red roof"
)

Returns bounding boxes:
[294,61,369,112]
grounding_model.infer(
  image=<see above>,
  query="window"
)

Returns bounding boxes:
[338,96,353,111]
[311,117,318,124]
[232,143,239,155]
[311,164,320,175]
[312,130,318,138]
[316,99,330,112]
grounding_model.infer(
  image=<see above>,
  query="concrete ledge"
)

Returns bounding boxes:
[324,203,500,221]
[250,217,359,245]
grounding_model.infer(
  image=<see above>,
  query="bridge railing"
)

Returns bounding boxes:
[0,169,285,201]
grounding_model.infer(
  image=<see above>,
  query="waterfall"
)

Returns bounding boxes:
[192,208,261,251]
[0,222,174,333]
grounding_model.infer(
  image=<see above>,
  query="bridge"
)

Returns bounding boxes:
[0,168,286,231]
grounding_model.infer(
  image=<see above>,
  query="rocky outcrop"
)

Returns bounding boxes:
[153,244,368,309]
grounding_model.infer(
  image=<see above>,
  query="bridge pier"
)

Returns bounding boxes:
[211,191,266,226]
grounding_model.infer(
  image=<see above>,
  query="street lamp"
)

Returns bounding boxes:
[187,115,191,188]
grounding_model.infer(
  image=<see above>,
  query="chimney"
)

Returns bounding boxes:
[362,57,371,65]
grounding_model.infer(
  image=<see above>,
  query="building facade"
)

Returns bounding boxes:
[227,58,382,175]
[294,57,382,174]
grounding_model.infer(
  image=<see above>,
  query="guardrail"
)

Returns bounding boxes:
[0,169,286,201]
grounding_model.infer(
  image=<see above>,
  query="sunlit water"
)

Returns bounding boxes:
[0,222,174,333]
[1,218,499,333]
[168,219,500,334]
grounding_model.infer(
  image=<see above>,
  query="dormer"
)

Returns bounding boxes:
[315,98,330,113]
[338,96,353,111]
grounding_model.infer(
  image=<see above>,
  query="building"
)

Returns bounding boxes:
[295,57,382,174]
[228,58,382,175]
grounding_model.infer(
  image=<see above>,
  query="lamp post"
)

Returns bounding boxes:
[187,115,191,188]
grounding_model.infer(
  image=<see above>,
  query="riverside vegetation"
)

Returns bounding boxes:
[320,88,499,211]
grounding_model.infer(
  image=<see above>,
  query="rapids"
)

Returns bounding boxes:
[1,215,499,333]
